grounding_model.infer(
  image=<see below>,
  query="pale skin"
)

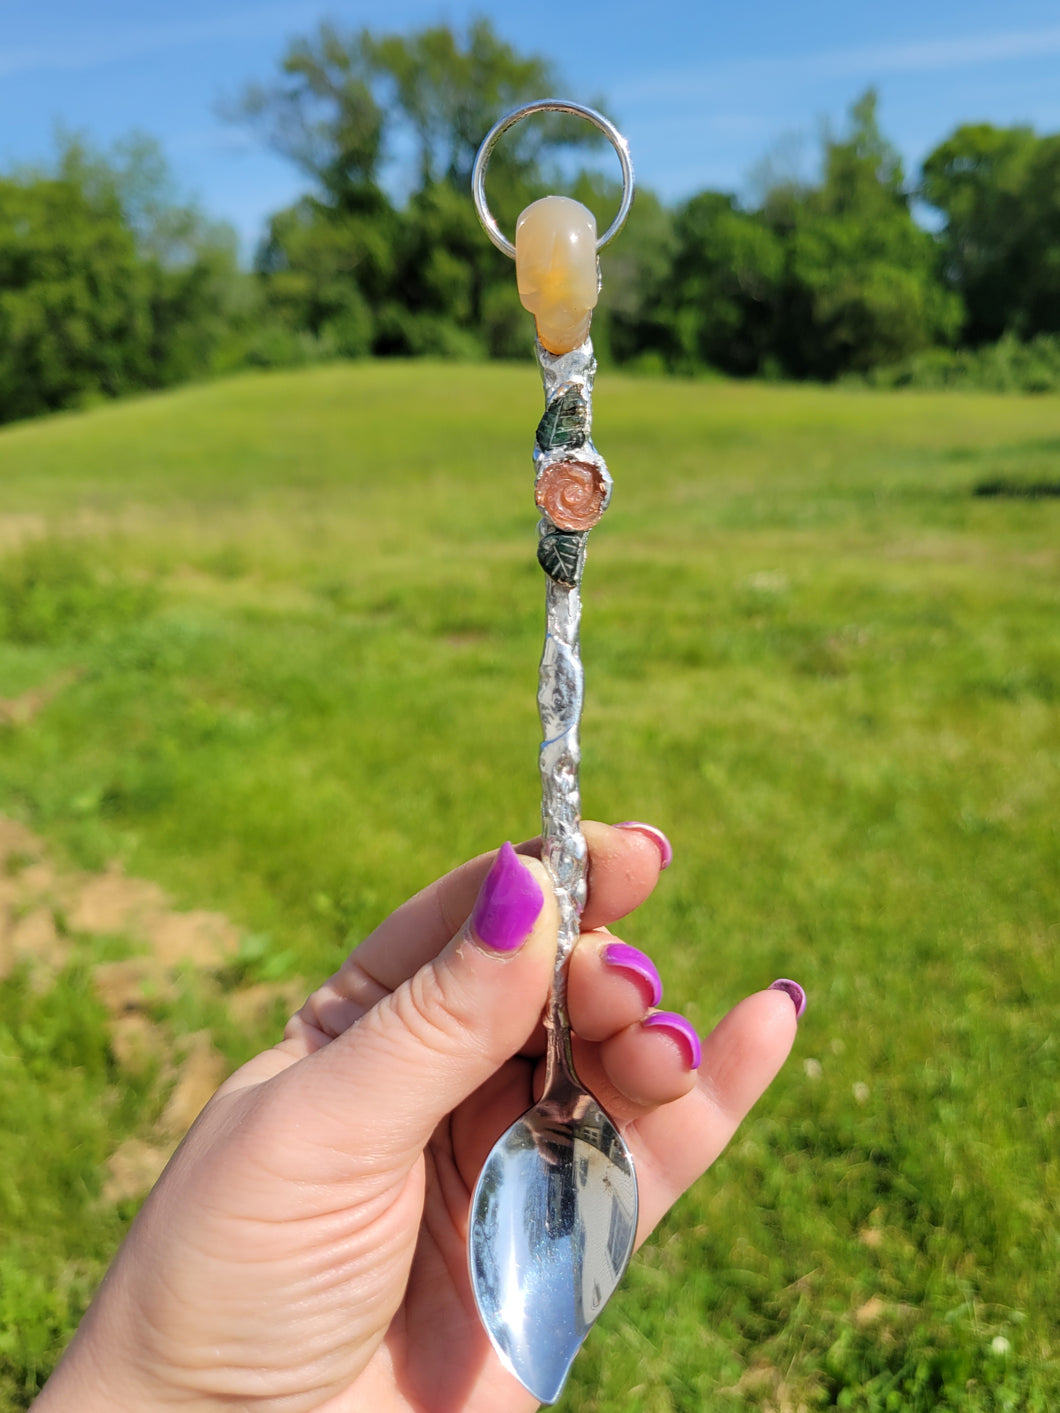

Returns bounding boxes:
[35,821,799,1413]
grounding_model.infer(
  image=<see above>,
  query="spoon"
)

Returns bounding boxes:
[468,954,638,1404]
[469,100,639,1404]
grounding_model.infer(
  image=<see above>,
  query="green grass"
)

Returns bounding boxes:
[1,362,1058,1410]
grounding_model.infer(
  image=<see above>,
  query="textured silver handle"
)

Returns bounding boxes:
[532,337,612,1088]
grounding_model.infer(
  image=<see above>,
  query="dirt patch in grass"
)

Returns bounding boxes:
[0,511,46,551]
[1,815,304,1199]
[0,669,84,728]
[67,868,240,969]
[102,1030,231,1203]
[2,816,240,966]
[1,820,241,982]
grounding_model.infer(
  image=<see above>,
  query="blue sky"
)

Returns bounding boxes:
[2,0,1059,256]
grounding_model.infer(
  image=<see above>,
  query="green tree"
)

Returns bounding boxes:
[0,135,248,423]
[646,191,783,375]
[70,135,251,386]
[254,197,395,356]
[569,176,677,369]
[770,91,962,378]
[235,24,388,210]
[0,173,152,421]
[363,20,561,190]
[236,20,615,360]
[623,93,960,381]
[921,123,1060,343]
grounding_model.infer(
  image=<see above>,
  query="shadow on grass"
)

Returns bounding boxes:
[973,476,1060,498]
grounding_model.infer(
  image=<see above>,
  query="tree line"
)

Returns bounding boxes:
[2,19,1059,426]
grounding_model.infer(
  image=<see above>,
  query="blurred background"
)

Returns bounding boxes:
[1,3,1057,1410]
[2,0,1060,393]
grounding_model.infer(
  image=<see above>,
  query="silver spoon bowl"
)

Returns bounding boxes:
[469,1025,637,1403]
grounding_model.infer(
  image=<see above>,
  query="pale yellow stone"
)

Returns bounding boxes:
[515,196,598,354]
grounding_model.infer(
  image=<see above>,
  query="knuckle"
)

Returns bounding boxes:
[388,956,486,1063]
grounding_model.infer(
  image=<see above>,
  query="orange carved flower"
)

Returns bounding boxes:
[535,460,608,531]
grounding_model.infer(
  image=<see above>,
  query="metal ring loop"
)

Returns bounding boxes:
[472,99,635,260]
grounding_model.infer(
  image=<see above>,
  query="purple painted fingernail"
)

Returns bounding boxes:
[470,842,544,954]
[601,942,663,1007]
[770,978,807,1020]
[643,1010,702,1069]
[613,821,673,870]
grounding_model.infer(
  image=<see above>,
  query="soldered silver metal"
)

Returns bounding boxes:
[468,107,638,1407]
[471,98,635,259]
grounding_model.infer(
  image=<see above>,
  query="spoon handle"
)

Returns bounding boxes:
[533,337,612,1090]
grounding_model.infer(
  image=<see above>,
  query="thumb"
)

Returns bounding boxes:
[306,842,558,1160]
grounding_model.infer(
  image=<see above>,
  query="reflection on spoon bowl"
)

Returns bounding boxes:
[469,1082,638,1404]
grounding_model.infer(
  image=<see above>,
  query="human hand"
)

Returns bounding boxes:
[36,822,803,1413]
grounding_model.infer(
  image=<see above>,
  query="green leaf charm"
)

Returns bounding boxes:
[536,385,587,453]
[537,530,584,588]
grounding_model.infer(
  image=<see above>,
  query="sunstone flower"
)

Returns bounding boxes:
[535,459,609,531]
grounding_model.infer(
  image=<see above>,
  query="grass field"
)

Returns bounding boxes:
[0,362,1057,1411]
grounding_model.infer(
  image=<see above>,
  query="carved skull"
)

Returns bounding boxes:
[515,196,599,355]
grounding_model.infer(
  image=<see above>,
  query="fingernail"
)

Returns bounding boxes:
[770,978,807,1020]
[470,842,544,954]
[613,821,673,870]
[643,1010,702,1069]
[601,942,663,1007]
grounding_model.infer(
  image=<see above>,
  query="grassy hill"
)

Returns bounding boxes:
[1,362,1058,1410]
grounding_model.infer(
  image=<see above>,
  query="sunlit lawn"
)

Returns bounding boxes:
[0,362,1057,1410]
